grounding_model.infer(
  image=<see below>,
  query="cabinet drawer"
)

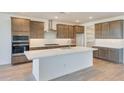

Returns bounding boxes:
[93,50,99,58]
[12,55,29,64]
[98,48,108,59]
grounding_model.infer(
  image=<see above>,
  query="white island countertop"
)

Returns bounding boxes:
[24,47,95,60]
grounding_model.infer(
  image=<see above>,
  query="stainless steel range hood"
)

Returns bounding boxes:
[48,19,56,32]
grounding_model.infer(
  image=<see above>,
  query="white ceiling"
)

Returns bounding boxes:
[4,12,124,24]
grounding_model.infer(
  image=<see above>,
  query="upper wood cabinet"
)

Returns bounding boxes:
[30,21,44,39]
[57,24,67,38]
[73,25,84,33]
[11,17,30,36]
[63,25,69,38]
[57,24,75,39]
[95,20,123,39]
[109,20,123,39]
[95,23,102,39]
[68,25,75,38]
[101,22,109,39]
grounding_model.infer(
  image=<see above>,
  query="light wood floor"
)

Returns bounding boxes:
[0,58,124,81]
[0,63,32,81]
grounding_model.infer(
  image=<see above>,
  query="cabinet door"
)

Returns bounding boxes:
[101,22,109,39]
[30,21,44,38]
[73,26,84,33]
[57,24,64,38]
[68,25,74,38]
[12,55,29,64]
[93,50,99,58]
[80,26,84,33]
[108,48,123,63]
[73,26,77,33]
[99,48,108,59]
[95,23,102,39]
[118,49,123,64]
[57,24,69,38]
[109,20,123,39]
[108,49,118,63]
[11,17,30,36]
[63,25,69,38]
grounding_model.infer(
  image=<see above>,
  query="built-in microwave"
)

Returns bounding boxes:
[12,36,29,42]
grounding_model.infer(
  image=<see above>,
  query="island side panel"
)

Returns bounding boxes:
[33,59,40,81]
[37,51,93,81]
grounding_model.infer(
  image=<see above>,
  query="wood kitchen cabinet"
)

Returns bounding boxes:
[63,25,69,38]
[93,50,99,58]
[73,25,84,33]
[12,55,29,64]
[57,24,75,39]
[95,20,124,39]
[109,20,123,39]
[11,17,30,36]
[108,48,123,64]
[30,21,44,39]
[101,22,109,39]
[98,47,108,60]
[57,24,84,39]
[57,24,67,38]
[95,23,102,39]
[68,25,75,38]
[93,46,123,64]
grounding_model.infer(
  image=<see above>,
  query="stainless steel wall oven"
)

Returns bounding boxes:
[12,36,29,55]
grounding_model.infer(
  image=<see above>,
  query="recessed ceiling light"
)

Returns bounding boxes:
[54,16,58,19]
[89,16,93,19]
[76,20,79,23]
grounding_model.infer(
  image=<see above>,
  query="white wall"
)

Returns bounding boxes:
[0,14,11,65]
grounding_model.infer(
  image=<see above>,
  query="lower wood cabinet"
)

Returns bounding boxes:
[108,48,123,64]
[93,49,99,58]
[93,47,123,64]
[98,48,108,59]
[12,55,30,65]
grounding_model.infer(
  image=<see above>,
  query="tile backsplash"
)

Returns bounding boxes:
[30,39,73,48]
[94,39,124,47]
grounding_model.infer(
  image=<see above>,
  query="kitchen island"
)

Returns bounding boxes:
[24,47,95,81]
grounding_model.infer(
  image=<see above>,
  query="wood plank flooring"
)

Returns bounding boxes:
[0,63,32,81]
[0,58,124,81]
